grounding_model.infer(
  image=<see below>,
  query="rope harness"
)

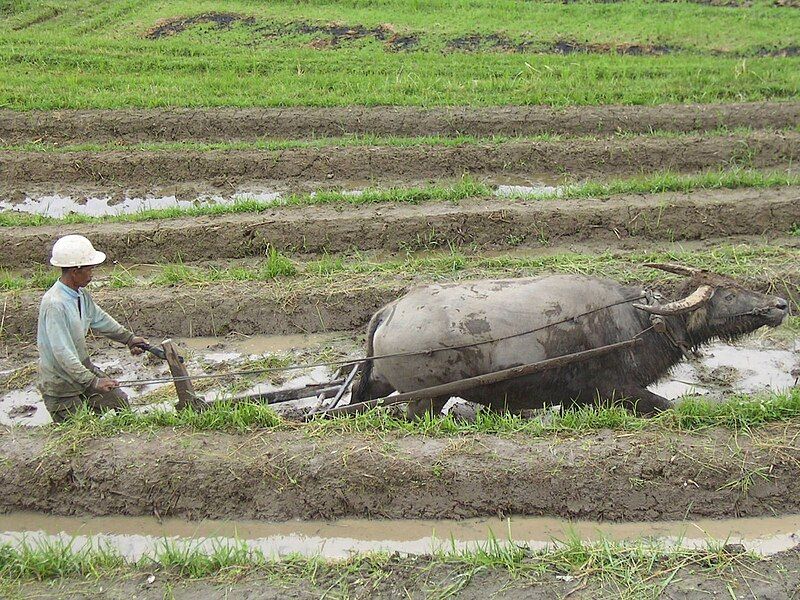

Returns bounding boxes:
[115,292,665,388]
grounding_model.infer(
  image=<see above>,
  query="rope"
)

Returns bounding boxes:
[115,294,647,387]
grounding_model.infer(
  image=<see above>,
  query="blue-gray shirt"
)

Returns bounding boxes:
[37,280,133,397]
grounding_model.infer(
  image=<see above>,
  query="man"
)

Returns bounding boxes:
[37,234,147,423]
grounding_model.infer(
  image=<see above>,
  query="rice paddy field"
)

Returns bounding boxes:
[1,0,800,598]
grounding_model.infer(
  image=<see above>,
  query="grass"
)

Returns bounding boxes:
[0,267,57,291]
[0,537,124,581]
[153,248,297,286]
[46,387,800,439]
[0,533,759,598]
[0,1,799,109]
[0,178,491,227]
[1,169,797,228]
[4,243,798,292]
[0,127,777,153]
[555,169,800,199]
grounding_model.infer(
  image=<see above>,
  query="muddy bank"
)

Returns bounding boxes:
[0,280,404,340]
[1,132,797,191]
[2,424,800,521]
[1,103,798,144]
[3,187,799,268]
[12,547,800,600]
[2,272,797,340]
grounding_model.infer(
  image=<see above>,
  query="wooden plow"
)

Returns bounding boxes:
[142,337,642,418]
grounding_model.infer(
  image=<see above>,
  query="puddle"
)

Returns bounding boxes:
[1,512,799,559]
[2,333,796,426]
[0,192,283,218]
[494,183,562,198]
[0,333,356,426]
[650,340,799,401]
[1,180,570,218]
[0,390,49,427]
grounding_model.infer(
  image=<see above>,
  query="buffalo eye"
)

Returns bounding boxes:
[724,292,735,301]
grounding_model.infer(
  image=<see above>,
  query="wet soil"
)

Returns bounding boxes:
[1,103,797,145]
[2,187,799,268]
[446,34,676,55]
[2,132,796,191]
[10,547,800,600]
[2,327,794,427]
[1,278,403,340]
[2,422,800,521]
[0,333,357,426]
[2,269,798,340]
[145,12,254,39]
[139,12,798,58]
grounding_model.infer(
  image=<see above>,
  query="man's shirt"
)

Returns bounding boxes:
[37,280,132,397]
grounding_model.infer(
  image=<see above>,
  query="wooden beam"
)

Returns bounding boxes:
[231,380,345,405]
[320,337,642,418]
[162,339,206,412]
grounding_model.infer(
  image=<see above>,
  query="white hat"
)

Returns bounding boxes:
[50,235,106,268]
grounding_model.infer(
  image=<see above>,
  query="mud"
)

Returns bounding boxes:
[0,191,277,218]
[2,187,799,268]
[10,547,800,600]
[2,328,794,427]
[4,511,800,559]
[3,420,800,521]
[0,280,401,341]
[0,332,359,426]
[2,268,798,341]
[446,35,676,55]
[145,12,254,39]
[1,103,798,145]
[141,14,796,57]
[2,132,796,191]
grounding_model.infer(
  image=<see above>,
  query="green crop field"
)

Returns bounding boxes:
[1,0,799,108]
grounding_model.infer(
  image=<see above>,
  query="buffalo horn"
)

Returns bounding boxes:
[643,263,703,277]
[633,285,715,316]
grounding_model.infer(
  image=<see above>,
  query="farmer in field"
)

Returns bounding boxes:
[37,235,148,423]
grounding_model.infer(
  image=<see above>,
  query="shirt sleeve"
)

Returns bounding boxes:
[43,306,96,387]
[85,294,133,344]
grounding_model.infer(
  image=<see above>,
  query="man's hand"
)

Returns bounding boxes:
[128,336,149,356]
[94,377,120,393]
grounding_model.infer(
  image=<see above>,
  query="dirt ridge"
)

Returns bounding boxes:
[2,426,800,521]
[2,272,796,340]
[1,103,798,145]
[1,132,797,191]
[2,188,798,268]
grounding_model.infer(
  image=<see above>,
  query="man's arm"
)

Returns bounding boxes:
[85,294,133,344]
[85,294,147,353]
[43,306,97,388]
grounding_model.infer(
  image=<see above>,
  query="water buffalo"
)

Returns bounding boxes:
[350,264,789,417]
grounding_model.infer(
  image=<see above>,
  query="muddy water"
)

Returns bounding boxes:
[0,192,282,218]
[1,330,796,426]
[0,333,358,426]
[0,180,563,218]
[2,512,800,559]
[650,340,799,400]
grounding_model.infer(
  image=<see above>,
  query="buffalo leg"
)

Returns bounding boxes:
[406,396,449,420]
[618,387,671,416]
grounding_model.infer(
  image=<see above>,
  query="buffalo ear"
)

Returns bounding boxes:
[643,263,703,277]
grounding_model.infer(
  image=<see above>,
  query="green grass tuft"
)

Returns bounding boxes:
[47,388,800,439]
[0,538,124,581]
